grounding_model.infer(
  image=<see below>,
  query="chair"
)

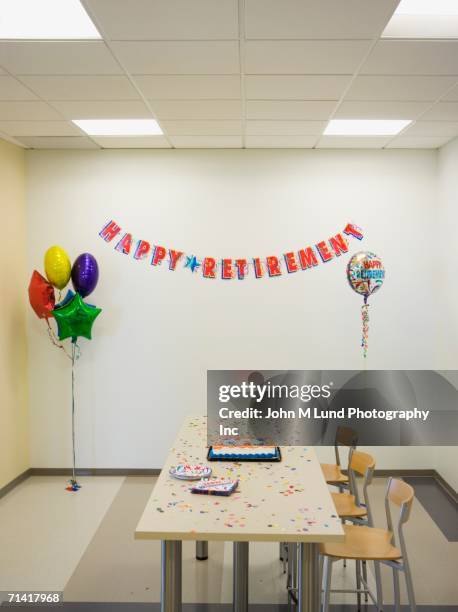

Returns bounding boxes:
[331,450,375,523]
[320,425,358,490]
[329,450,378,605]
[320,477,417,612]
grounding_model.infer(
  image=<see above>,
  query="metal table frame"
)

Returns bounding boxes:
[160,539,320,612]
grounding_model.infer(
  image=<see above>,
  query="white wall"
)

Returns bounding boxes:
[0,138,29,489]
[26,149,444,471]
[436,137,458,491]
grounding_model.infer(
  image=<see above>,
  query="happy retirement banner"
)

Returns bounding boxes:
[98,220,364,280]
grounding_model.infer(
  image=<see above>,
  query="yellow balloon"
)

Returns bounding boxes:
[44,246,71,290]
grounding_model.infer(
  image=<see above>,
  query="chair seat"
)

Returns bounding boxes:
[331,492,367,518]
[321,463,348,484]
[320,524,402,561]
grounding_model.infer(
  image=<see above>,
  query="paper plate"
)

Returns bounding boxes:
[169,464,212,480]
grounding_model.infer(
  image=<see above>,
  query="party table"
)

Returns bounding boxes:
[135,416,344,612]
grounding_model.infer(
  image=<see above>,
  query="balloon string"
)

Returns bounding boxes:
[45,319,81,361]
[361,303,369,359]
[71,341,78,487]
[45,319,72,359]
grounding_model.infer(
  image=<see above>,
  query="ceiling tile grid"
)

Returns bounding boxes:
[0,0,456,149]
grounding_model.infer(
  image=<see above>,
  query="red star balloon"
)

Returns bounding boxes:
[28,270,55,319]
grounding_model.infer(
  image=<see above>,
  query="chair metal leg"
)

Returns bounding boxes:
[374,561,383,611]
[404,558,417,612]
[322,556,332,612]
[356,560,362,611]
[393,567,401,612]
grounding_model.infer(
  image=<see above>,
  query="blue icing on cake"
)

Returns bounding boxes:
[209,446,279,460]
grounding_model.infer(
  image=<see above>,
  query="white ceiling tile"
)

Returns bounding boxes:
[91,136,171,148]
[0,76,37,100]
[442,84,458,102]
[170,135,242,148]
[111,41,239,75]
[345,76,458,102]
[160,121,241,135]
[401,121,458,137]
[133,75,241,100]
[0,121,81,136]
[19,136,99,149]
[386,135,452,149]
[246,135,317,148]
[245,41,371,74]
[421,103,458,121]
[335,101,429,119]
[0,42,121,75]
[246,100,335,120]
[18,76,139,100]
[0,101,61,120]
[245,0,398,39]
[246,120,326,135]
[49,100,151,119]
[361,41,458,75]
[151,100,241,120]
[317,136,390,148]
[245,75,350,101]
[87,0,239,40]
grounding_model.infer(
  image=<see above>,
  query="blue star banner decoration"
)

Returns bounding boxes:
[185,255,201,273]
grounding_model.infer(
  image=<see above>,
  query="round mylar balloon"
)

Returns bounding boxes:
[44,246,71,290]
[71,253,99,298]
[347,251,385,301]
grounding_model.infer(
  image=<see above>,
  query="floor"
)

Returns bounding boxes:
[0,475,457,610]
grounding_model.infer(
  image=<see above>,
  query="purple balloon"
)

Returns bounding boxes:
[71,253,99,298]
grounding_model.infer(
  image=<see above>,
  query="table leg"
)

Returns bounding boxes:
[161,540,182,612]
[196,540,208,560]
[233,541,249,612]
[288,543,298,591]
[297,542,320,612]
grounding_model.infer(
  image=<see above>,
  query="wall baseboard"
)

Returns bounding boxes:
[1,467,456,503]
[0,468,32,500]
[432,470,458,504]
[28,468,161,477]
[374,469,457,504]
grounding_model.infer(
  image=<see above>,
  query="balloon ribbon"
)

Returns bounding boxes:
[361,302,369,359]
[67,340,81,492]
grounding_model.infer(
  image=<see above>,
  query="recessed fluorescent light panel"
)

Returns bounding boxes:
[324,120,411,136]
[73,119,164,136]
[383,0,458,38]
[0,0,101,39]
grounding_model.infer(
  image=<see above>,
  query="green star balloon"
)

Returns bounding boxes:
[53,292,102,341]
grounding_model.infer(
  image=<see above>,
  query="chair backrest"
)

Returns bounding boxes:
[334,426,358,466]
[386,477,414,524]
[384,477,415,562]
[348,451,376,523]
[350,450,375,478]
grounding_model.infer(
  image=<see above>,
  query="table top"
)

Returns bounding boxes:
[135,416,344,543]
